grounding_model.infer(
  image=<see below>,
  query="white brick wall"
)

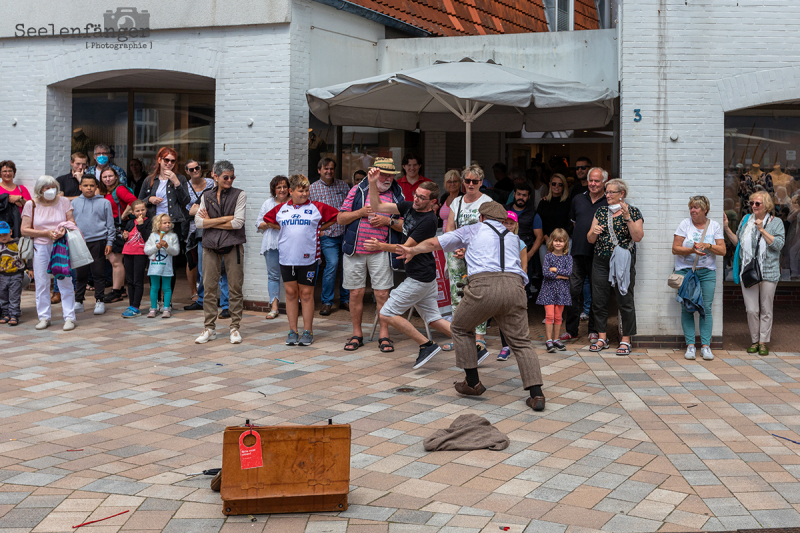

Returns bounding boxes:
[619,0,800,337]
[0,0,381,305]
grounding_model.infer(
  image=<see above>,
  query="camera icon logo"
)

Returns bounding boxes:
[104,7,150,31]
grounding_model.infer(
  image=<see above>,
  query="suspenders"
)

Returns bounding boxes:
[482,222,510,272]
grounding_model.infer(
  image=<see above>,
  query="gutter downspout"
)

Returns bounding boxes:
[311,0,431,37]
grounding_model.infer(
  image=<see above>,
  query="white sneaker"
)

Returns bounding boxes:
[63,319,76,331]
[195,329,217,344]
[94,302,105,315]
[230,329,242,344]
[700,346,714,361]
[684,345,696,360]
[35,319,50,330]
[74,302,85,313]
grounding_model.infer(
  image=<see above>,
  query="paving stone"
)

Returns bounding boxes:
[522,518,567,533]
[80,478,152,495]
[339,504,397,521]
[162,518,225,532]
[750,508,800,527]
[16,495,66,508]
[3,472,64,486]
[608,481,657,503]
[0,507,52,528]
[0,493,32,505]
[600,514,661,532]
[389,509,434,524]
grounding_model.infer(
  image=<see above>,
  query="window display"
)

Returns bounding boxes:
[725,109,800,281]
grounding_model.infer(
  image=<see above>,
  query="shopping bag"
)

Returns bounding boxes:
[66,229,93,269]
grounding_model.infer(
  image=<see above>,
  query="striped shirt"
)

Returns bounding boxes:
[340,187,395,255]
[309,178,351,238]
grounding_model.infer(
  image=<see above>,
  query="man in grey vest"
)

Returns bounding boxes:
[194,160,247,345]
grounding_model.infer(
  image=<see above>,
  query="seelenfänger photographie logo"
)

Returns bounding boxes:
[15,7,152,48]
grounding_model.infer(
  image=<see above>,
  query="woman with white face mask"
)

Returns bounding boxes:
[586,178,645,356]
[20,176,78,331]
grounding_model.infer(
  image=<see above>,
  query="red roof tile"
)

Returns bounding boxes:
[575,0,600,30]
[348,0,550,36]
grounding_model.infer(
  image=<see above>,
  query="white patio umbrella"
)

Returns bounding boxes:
[307,58,618,167]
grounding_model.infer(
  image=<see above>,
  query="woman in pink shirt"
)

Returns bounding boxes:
[0,161,32,238]
[20,176,77,330]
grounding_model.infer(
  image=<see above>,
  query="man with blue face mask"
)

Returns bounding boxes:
[86,144,127,187]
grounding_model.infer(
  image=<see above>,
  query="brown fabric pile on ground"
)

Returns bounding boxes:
[423,414,510,451]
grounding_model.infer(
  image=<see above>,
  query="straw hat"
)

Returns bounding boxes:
[374,157,400,175]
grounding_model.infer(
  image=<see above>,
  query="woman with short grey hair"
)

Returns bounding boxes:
[672,195,726,361]
[587,178,644,356]
[20,176,78,330]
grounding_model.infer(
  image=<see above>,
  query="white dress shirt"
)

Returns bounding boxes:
[438,219,528,284]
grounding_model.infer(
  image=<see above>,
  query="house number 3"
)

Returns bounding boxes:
[634,109,642,122]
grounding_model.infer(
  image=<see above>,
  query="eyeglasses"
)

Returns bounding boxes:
[220,176,235,182]
[749,201,762,207]
[463,179,481,185]
[605,189,621,195]
[413,193,431,201]
[575,165,590,170]
[163,158,176,164]
[550,182,564,187]
[187,166,200,172]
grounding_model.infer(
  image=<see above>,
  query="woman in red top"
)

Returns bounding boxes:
[0,161,32,237]
[99,167,136,303]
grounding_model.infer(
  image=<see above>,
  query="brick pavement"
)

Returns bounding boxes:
[1,291,800,532]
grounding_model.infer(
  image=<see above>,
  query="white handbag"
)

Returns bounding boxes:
[18,200,35,261]
[66,229,93,269]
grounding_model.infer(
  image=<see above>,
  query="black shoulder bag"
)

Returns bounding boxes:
[740,217,768,289]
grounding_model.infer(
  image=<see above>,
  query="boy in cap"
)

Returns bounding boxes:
[0,221,25,326]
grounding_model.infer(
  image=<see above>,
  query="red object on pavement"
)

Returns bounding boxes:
[73,510,129,528]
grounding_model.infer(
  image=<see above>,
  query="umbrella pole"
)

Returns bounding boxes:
[465,117,472,169]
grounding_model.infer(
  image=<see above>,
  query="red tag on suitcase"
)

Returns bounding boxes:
[239,431,263,470]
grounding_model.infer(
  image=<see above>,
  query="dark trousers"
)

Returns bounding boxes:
[591,252,637,337]
[0,273,23,319]
[124,255,149,309]
[75,240,106,303]
[564,255,596,336]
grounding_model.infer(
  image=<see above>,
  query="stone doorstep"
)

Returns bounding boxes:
[632,335,724,350]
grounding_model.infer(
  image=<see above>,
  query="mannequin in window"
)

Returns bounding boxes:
[739,164,773,214]
[769,163,791,190]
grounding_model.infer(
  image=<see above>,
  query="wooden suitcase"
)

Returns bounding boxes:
[220,423,350,515]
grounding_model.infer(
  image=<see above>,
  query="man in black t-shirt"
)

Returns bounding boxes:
[365,168,453,369]
[56,152,90,200]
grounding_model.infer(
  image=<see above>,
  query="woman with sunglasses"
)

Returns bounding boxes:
[184,161,215,305]
[442,165,493,356]
[535,173,573,266]
[724,191,785,355]
[672,196,726,361]
[138,147,191,308]
[587,179,644,356]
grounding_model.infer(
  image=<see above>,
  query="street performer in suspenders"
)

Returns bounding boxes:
[396,201,546,411]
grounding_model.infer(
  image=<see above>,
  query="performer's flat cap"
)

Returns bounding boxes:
[479,201,508,223]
